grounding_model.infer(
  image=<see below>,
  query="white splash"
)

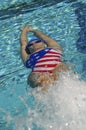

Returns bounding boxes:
[3,72,86,130]
[31,72,86,130]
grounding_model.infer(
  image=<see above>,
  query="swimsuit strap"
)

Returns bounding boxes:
[25,48,52,68]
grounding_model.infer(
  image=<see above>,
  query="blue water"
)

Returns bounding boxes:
[0,0,86,130]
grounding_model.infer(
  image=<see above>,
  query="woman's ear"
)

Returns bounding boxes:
[25,46,31,54]
[44,43,47,48]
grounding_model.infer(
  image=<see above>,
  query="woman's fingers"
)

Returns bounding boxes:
[20,25,32,31]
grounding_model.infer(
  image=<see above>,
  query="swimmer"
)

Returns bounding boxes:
[20,25,68,90]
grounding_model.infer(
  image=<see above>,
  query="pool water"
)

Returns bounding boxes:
[0,0,86,130]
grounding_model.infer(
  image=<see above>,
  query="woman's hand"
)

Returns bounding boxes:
[20,25,33,32]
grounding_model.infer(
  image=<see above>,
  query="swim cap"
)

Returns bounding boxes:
[28,38,46,45]
[25,38,46,54]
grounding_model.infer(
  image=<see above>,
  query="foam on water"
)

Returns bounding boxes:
[31,72,86,130]
[2,72,86,130]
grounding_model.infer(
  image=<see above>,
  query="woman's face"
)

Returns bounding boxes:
[29,41,45,53]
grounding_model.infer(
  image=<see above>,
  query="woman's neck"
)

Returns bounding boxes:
[34,47,45,52]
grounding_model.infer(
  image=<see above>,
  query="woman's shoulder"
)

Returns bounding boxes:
[47,47,63,54]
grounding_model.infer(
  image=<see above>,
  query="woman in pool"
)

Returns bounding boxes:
[20,25,68,90]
